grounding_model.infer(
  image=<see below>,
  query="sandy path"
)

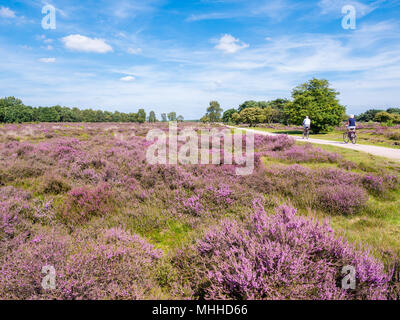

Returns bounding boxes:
[230,126,400,161]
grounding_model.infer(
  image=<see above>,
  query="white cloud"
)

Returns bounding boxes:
[127,47,142,55]
[186,12,233,22]
[0,6,16,18]
[39,58,56,63]
[120,76,135,81]
[61,34,113,53]
[215,34,249,54]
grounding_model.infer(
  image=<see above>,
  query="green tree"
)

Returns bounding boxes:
[386,108,400,115]
[71,108,82,122]
[127,112,138,122]
[239,107,265,126]
[266,98,290,123]
[263,106,279,124]
[167,112,177,121]
[374,111,398,123]
[238,100,259,113]
[356,109,383,122]
[284,78,345,133]
[36,106,61,122]
[231,112,241,124]
[222,108,237,123]
[148,111,157,122]
[200,115,210,123]
[137,109,146,123]
[205,101,223,122]
[177,115,184,122]
[161,113,167,122]
[0,97,33,123]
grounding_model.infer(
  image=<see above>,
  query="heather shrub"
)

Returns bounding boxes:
[181,194,203,216]
[268,144,341,163]
[62,183,115,224]
[0,186,31,239]
[57,227,163,299]
[41,175,71,195]
[30,199,56,225]
[0,227,163,299]
[6,161,44,181]
[174,202,388,300]
[255,134,295,152]
[317,184,368,215]
[362,175,385,195]
[0,230,70,299]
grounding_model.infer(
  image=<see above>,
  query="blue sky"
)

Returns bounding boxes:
[0,0,399,119]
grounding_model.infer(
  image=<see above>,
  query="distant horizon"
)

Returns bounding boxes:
[1,1,399,118]
[2,94,397,120]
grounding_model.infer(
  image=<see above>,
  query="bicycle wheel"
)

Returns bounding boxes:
[351,133,357,144]
[343,132,349,143]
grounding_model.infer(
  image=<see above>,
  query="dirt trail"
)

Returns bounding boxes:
[230,126,400,161]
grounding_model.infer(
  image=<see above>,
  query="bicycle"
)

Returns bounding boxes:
[343,128,357,144]
[303,127,310,140]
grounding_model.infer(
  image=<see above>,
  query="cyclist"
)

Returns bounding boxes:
[303,116,311,135]
[345,114,357,142]
[347,114,356,131]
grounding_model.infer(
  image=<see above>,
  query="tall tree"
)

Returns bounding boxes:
[206,101,223,122]
[137,109,146,123]
[167,112,177,121]
[238,100,259,113]
[148,111,157,122]
[356,109,383,122]
[239,107,265,126]
[263,106,279,124]
[161,113,167,122]
[222,108,237,123]
[284,78,345,133]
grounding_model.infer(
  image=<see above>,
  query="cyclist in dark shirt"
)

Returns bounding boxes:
[347,114,356,130]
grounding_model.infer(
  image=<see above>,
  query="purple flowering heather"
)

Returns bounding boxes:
[176,201,389,300]
[0,227,162,299]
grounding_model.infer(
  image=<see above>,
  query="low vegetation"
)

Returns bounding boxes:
[0,122,399,299]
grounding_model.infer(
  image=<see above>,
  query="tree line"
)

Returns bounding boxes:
[202,78,399,132]
[0,97,184,123]
[202,78,346,133]
[356,108,400,124]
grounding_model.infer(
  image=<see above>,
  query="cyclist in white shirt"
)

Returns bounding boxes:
[303,116,311,129]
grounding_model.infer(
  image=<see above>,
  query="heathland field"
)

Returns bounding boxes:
[1,122,399,299]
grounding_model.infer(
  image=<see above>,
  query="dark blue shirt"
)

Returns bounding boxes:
[348,118,356,127]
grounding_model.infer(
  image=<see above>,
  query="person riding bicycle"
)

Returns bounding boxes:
[303,116,311,131]
[347,114,356,132]
[302,116,311,139]
[345,114,357,143]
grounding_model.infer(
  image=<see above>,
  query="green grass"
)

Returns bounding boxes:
[312,144,400,256]
[328,192,400,258]
[244,126,400,149]
[300,142,400,174]
[261,143,400,258]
